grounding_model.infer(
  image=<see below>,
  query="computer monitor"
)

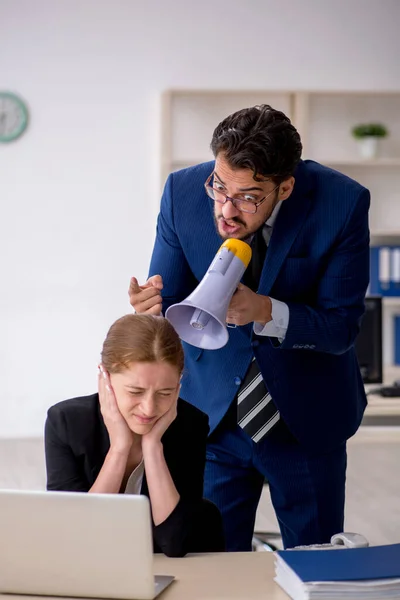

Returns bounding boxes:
[355,295,383,384]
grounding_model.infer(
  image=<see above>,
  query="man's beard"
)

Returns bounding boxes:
[213,213,265,243]
[213,214,248,240]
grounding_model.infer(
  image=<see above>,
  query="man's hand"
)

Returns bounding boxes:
[226,283,273,327]
[128,275,163,315]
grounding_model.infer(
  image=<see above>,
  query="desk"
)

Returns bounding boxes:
[363,365,400,424]
[153,552,287,600]
[1,553,287,600]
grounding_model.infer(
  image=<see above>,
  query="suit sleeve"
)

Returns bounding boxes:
[44,407,90,492]
[148,173,198,312]
[152,412,225,557]
[279,188,370,355]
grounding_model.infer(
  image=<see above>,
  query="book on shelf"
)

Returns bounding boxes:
[395,316,400,366]
[274,543,400,600]
[370,246,400,296]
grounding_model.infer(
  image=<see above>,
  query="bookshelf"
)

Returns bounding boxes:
[326,159,400,167]
[160,89,400,365]
[160,90,295,184]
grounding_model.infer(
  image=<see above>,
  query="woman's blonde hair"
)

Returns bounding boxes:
[101,314,184,375]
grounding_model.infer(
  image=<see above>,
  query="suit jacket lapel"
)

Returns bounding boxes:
[258,161,314,296]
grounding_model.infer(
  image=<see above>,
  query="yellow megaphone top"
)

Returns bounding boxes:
[220,238,252,268]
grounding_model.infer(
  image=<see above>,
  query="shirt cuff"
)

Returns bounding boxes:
[253,297,289,339]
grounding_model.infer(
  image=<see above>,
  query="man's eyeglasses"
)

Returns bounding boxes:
[204,173,279,214]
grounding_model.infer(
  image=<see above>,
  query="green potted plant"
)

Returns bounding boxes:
[351,123,389,159]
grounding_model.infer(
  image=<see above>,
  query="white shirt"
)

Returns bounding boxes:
[124,460,145,495]
[251,201,290,340]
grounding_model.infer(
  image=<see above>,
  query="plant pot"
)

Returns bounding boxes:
[357,136,379,160]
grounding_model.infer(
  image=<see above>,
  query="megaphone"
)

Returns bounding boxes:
[166,239,252,350]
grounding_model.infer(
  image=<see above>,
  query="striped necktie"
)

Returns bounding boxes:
[237,227,280,443]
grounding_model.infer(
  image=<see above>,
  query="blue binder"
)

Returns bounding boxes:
[370,246,400,296]
[395,316,400,366]
[276,543,400,582]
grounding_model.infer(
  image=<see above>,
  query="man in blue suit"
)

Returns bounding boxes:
[129,105,370,551]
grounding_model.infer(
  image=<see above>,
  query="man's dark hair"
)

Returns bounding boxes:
[210,104,302,183]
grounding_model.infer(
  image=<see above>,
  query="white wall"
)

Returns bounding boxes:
[1,0,400,437]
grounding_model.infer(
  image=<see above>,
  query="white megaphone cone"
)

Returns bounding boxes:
[166,239,252,350]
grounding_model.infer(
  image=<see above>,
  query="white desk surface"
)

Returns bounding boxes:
[153,552,287,600]
[0,553,287,600]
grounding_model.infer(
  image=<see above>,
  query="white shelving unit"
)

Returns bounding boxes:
[160,89,400,365]
[160,90,296,184]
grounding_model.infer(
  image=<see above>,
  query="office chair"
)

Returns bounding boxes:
[252,532,369,552]
[252,480,282,552]
[252,531,282,552]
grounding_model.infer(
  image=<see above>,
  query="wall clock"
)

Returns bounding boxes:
[0,92,29,142]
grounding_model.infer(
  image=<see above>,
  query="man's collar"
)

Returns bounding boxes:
[245,199,283,244]
[265,200,283,229]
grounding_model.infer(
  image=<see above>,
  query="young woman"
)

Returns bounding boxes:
[45,314,224,557]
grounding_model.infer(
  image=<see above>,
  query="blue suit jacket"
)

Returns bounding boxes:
[149,160,370,451]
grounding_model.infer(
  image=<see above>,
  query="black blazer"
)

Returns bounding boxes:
[44,394,224,557]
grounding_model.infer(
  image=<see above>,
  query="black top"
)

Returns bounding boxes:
[44,394,224,557]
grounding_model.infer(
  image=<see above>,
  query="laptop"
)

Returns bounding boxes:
[0,489,174,599]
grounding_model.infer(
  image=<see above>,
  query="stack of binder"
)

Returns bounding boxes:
[370,246,400,296]
[370,246,400,365]
[274,543,400,599]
